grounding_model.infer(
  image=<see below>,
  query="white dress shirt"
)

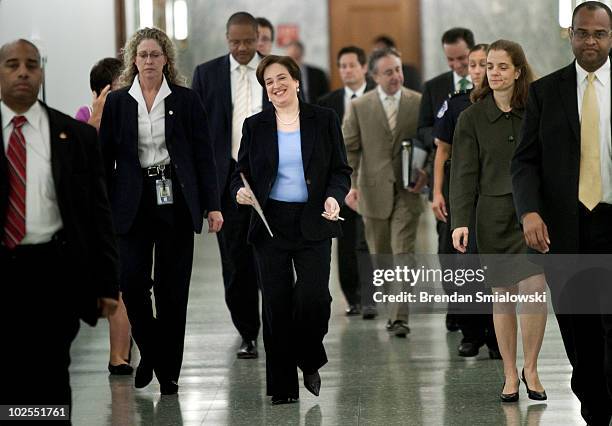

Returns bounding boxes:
[453,71,473,92]
[1,100,63,244]
[128,75,172,168]
[576,58,612,204]
[377,85,401,109]
[230,54,263,160]
[344,82,367,115]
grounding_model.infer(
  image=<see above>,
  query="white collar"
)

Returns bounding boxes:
[377,85,401,103]
[345,82,367,98]
[576,56,611,85]
[1,100,42,131]
[128,75,172,111]
[453,71,472,86]
[229,53,260,72]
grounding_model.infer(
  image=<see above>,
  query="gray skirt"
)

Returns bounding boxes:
[475,194,542,287]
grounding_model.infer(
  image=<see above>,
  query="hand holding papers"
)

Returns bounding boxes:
[402,139,428,191]
[239,173,274,237]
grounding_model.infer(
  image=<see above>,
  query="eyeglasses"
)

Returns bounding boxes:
[570,28,611,41]
[136,51,164,60]
[228,39,257,49]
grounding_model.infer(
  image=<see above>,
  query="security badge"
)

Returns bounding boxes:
[436,100,449,119]
[155,165,174,205]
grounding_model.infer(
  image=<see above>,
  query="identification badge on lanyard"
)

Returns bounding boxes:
[155,165,174,205]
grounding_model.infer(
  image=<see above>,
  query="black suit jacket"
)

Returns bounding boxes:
[304,65,330,103]
[191,54,269,192]
[99,83,220,235]
[0,103,119,326]
[511,62,612,254]
[317,80,376,122]
[417,71,454,150]
[230,102,352,243]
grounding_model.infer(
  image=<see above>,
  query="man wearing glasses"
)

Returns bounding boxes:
[192,12,267,360]
[512,2,612,423]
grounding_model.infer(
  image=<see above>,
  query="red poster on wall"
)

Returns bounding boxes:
[276,24,299,47]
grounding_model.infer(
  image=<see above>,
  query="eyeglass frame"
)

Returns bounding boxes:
[569,27,612,41]
[136,51,165,60]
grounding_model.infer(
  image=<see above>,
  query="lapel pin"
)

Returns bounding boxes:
[169,110,174,115]
[59,132,68,140]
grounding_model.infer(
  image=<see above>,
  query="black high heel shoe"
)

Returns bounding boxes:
[271,396,299,405]
[500,380,520,402]
[521,369,547,400]
[303,371,321,396]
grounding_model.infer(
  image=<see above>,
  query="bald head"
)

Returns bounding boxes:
[0,39,43,113]
[0,39,41,63]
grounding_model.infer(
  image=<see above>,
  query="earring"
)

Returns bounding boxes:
[297,87,300,92]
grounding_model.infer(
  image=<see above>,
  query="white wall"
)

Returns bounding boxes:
[0,0,116,115]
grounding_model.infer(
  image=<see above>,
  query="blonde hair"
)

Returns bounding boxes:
[118,27,185,87]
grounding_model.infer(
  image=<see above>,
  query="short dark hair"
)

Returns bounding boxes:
[226,12,258,33]
[256,17,274,41]
[572,1,612,28]
[256,55,301,87]
[0,39,41,63]
[372,35,396,48]
[368,47,401,74]
[337,46,367,66]
[90,57,122,95]
[441,27,475,49]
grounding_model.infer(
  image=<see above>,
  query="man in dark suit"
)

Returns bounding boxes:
[192,12,265,359]
[0,39,119,415]
[512,3,612,424]
[318,46,377,319]
[372,35,422,91]
[286,40,330,103]
[417,27,474,332]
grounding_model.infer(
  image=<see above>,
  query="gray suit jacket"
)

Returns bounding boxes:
[343,87,422,219]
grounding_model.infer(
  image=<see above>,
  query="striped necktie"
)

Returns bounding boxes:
[3,115,27,249]
[579,72,602,210]
[384,96,398,132]
[232,65,251,160]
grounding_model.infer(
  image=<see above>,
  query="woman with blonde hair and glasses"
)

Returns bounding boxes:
[451,40,548,402]
[100,27,223,395]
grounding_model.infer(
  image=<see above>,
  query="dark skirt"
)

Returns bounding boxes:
[476,194,542,287]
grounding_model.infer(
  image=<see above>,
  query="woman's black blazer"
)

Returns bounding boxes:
[99,83,220,235]
[230,102,352,243]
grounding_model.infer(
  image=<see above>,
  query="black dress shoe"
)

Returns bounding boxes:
[457,341,482,357]
[134,361,153,388]
[345,304,361,316]
[271,396,299,405]
[160,380,179,395]
[488,348,502,360]
[445,313,460,332]
[108,363,134,375]
[521,369,547,400]
[500,380,520,403]
[386,320,410,337]
[362,306,378,319]
[237,339,258,359]
[303,371,321,396]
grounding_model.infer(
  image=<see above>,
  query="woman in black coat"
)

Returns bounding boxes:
[231,55,351,404]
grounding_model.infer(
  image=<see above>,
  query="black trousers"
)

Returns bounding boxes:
[216,163,260,341]
[336,205,374,307]
[253,200,332,398]
[0,239,80,425]
[119,172,194,383]
[546,203,612,426]
[440,162,496,346]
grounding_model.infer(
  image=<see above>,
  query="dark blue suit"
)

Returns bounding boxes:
[99,81,220,385]
[192,53,267,343]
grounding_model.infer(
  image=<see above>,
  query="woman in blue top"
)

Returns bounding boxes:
[232,55,351,404]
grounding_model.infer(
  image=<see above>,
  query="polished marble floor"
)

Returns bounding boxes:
[69,213,584,425]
